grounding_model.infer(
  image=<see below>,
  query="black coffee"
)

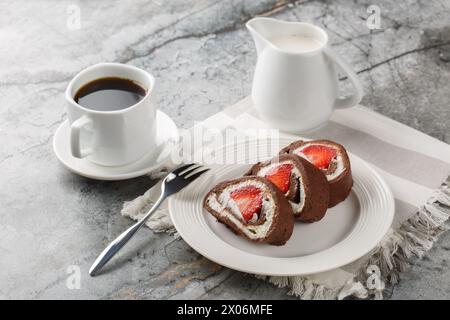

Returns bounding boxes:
[74,77,147,111]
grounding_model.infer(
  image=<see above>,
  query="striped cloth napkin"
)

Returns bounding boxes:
[122,97,450,299]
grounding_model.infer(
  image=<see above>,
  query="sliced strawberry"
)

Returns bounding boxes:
[230,186,262,223]
[264,164,293,194]
[300,145,337,170]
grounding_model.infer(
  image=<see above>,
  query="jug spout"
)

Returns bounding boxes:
[246,17,279,56]
[247,17,328,56]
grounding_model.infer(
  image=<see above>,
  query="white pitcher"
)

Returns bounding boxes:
[247,17,363,133]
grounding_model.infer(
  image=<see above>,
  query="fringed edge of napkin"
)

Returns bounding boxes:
[356,174,450,299]
[253,275,369,300]
[121,174,450,300]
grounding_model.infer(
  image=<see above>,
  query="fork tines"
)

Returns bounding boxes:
[172,163,209,181]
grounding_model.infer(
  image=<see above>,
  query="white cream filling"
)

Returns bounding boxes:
[206,180,276,239]
[254,160,305,214]
[292,143,345,181]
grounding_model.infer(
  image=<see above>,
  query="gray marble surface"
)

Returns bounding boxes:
[0,0,449,299]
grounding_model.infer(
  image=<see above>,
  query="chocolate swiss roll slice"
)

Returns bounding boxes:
[245,154,330,223]
[280,139,353,207]
[203,176,294,245]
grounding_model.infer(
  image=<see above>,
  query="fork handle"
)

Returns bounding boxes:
[89,194,165,276]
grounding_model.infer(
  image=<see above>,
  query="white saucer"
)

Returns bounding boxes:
[53,110,179,181]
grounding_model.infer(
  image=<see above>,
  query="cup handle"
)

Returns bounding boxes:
[70,115,93,158]
[325,47,364,109]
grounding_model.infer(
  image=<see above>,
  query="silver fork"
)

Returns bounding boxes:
[89,163,209,276]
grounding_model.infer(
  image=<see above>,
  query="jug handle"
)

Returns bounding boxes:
[325,48,364,109]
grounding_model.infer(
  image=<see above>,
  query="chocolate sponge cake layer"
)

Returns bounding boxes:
[203,176,294,245]
[280,139,353,207]
[246,154,330,223]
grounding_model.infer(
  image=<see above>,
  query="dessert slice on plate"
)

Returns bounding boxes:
[246,154,330,222]
[280,139,353,207]
[203,176,294,245]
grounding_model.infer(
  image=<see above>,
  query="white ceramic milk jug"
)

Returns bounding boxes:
[247,17,363,133]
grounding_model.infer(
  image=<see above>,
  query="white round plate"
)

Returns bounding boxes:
[53,110,179,181]
[169,138,395,276]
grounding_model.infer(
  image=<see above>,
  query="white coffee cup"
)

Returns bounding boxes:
[66,63,156,166]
